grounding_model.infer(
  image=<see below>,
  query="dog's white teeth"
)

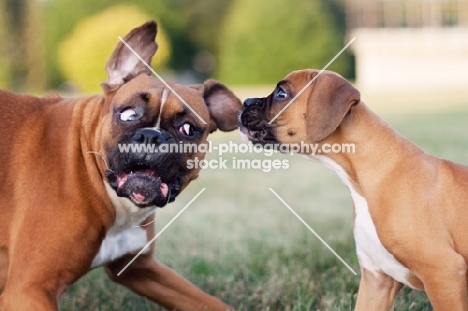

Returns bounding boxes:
[183,123,191,135]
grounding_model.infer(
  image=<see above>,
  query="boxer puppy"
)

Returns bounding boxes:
[240,69,468,311]
[0,21,240,311]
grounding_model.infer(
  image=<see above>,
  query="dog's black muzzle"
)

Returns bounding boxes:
[240,97,268,130]
[240,97,278,145]
[106,128,183,207]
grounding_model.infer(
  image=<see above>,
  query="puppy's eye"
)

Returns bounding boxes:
[276,87,288,99]
[119,108,138,122]
[179,123,195,137]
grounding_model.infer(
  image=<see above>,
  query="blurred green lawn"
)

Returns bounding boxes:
[60,95,468,310]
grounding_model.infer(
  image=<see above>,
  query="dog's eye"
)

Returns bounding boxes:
[276,87,288,99]
[179,123,195,137]
[120,108,138,122]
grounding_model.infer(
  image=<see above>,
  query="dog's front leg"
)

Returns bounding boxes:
[0,287,59,311]
[354,268,402,311]
[105,253,233,311]
[0,210,101,311]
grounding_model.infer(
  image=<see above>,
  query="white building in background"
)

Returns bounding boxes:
[346,0,468,94]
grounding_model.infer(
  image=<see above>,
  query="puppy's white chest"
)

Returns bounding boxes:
[91,226,147,268]
[306,155,413,287]
[352,192,414,288]
[91,183,156,268]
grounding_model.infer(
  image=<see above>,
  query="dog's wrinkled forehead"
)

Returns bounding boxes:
[283,69,321,91]
[110,74,210,125]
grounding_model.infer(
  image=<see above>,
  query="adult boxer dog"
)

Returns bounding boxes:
[0,21,240,311]
[240,69,468,310]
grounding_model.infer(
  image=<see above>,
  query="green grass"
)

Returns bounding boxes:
[60,106,468,310]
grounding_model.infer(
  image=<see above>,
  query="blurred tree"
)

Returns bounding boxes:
[44,0,117,88]
[25,0,46,92]
[44,0,234,88]
[58,4,170,94]
[3,0,27,90]
[147,0,235,74]
[218,0,353,84]
[0,0,11,88]
[0,0,44,91]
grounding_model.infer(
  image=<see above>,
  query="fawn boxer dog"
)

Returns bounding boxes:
[240,69,468,310]
[0,22,240,311]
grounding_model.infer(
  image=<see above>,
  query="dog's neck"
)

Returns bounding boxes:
[46,94,115,219]
[53,95,108,173]
[309,102,425,197]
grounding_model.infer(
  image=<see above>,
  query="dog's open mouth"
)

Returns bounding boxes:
[106,166,179,208]
[240,126,267,141]
[117,169,168,204]
[240,126,278,145]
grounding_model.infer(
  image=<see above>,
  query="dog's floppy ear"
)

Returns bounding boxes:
[191,79,242,133]
[306,72,360,142]
[101,21,158,93]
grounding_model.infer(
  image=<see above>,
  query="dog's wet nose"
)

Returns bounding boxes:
[243,98,263,108]
[130,128,168,145]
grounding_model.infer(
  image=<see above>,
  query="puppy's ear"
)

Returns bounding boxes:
[191,79,242,133]
[306,72,360,141]
[101,21,158,93]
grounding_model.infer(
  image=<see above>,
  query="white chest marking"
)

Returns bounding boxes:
[306,155,414,288]
[91,183,158,268]
[91,226,147,268]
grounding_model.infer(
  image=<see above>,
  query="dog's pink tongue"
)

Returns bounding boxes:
[160,183,169,198]
[132,192,146,202]
[132,183,168,204]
